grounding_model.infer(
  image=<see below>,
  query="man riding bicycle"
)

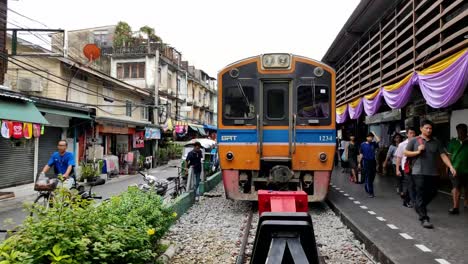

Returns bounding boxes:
[40,139,76,189]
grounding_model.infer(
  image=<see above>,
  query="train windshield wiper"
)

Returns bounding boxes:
[237,81,250,108]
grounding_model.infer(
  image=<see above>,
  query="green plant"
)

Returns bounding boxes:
[79,163,100,181]
[113,21,132,48]
[0,186,176,264]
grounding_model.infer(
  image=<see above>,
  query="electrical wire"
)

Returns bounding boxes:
[4,54,153,105]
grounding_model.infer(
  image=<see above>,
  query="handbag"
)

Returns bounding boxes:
[341,143,349,162]
[404,137,424,174]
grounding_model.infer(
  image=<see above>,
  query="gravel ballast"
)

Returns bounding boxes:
[163,183,376,263]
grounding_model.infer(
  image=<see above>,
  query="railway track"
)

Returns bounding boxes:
[163,183,377,263]
[235,202,378,264]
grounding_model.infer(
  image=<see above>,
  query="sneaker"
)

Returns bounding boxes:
[448,208,459,215]
[368,194,375,198]
[403,202,412,208]
[421,220,434,229]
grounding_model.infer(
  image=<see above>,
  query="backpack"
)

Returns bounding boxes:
[404,137,424,174]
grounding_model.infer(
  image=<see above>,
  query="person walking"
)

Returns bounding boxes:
[347,135,359,183]
[447,123,468,214]
[186,142,203,201]
[359,131,380,198]
[383,133,402,192]
[395,128,417,207]
[405,120,456,228]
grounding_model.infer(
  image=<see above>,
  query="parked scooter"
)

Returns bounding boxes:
[136,171,168,196]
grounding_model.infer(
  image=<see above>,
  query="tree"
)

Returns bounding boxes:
[140,25,163,53]
[113,21,132,48]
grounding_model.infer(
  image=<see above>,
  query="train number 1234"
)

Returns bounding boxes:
[319,135,333,142]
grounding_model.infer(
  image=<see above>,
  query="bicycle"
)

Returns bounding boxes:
[31,177,105,216]
[166,165,187,199]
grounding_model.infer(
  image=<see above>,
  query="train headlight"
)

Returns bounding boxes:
[261,54,291,69]
[319,152,327,162]
[226,152,234,161]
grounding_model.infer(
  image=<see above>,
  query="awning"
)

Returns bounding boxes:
[188,123,207,136]
[95,116,152,127]
[203,124,217,130]
[37,106,91,120]
[0,98,49,124]
[198,127,207,136]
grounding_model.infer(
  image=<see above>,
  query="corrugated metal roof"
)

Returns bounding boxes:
[321,0,401,66]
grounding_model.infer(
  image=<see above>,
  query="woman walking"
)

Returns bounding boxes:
[347,135,359,182]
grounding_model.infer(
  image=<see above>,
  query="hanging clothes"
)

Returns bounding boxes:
[23,123,33,139]
[1,120,12,138]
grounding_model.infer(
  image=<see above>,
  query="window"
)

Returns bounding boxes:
[267,90,285,119]
[126,100,132,117]
[117,62,145,79]
[141,105,149,120]
[223,85,255,119]
[297,85,330,118]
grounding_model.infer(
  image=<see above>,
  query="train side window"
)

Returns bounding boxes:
[267,89,285,119]
[297,85,330,118]
[223,85,255,119]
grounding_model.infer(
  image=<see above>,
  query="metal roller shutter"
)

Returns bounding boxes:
[0,137,35,188]
[38,127,62,178]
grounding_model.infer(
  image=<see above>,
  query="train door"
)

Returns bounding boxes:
[259,81,293,160]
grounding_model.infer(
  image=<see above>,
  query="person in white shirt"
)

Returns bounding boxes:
[395,127,416,207]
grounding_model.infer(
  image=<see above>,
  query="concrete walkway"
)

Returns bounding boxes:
[328,166,468,264]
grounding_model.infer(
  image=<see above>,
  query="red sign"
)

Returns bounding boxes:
[12,122,23,139]
[133,131,144,148]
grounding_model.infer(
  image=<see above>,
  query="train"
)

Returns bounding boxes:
[217,53,336,202]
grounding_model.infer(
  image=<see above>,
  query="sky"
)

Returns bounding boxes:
[7,0,360,77]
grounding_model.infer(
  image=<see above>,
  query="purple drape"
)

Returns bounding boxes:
[363,90,383,116]
[336,107,348,124]
[417,52,468,108]
[348,100,363,119]
[382,74,417,109]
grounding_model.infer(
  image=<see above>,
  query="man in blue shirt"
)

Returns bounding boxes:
[41,139,76,188]
[359,131,380,198]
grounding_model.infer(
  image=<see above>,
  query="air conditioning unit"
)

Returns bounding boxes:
[17,77,43,92]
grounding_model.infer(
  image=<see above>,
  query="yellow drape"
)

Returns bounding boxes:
[336,104,347,115]
[383,73,414,91]
[349,97,361,108]
[364,88,381,100]
[419,48,467,75]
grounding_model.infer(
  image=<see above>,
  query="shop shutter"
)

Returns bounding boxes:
[38,127,63,178]
[0,137,35,188]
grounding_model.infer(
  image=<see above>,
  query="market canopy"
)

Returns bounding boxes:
[203,124,217,131]
[37,106,91,120]
[336,48,468,123]
[0,98,49,124]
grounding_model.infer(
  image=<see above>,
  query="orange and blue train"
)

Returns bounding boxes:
[217,53,336,202]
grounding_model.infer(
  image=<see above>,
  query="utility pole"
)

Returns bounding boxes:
[153,49,160,168]
[0,0,7,85]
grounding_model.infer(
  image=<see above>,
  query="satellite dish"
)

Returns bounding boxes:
[83,44,101,62]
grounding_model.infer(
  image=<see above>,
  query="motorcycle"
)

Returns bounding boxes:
[136,171,168,196]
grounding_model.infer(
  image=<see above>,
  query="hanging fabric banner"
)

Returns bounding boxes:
[348,98,363,119]
[417,49,468,108]
[336,104,348,124]
[382,73,416,109]
[363,89,383,116]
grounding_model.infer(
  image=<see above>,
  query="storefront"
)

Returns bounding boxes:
[93,117,152,174]
[0,95,49,188]
[36,105,92,178]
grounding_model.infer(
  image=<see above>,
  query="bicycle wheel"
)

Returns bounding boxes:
[30,193,51,217]
[177,185,186,196]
